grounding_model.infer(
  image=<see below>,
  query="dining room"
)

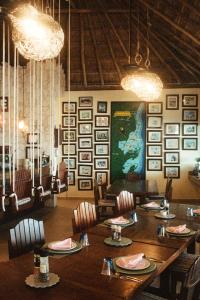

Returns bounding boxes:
[0,0,200,299]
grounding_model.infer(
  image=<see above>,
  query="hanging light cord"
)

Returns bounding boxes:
[135,1,142,66]
[145,8,151,69]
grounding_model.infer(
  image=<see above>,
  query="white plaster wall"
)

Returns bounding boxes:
[62,88,200,201]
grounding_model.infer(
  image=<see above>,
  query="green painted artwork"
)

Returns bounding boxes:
[111,102,146,183]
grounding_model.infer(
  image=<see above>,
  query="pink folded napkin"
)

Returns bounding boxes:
[49,238,72,250]
[167,224,186,233]
[193,209,200,214]
[109,216,129,224]
[119,253,144,268]
[144,201,160,208]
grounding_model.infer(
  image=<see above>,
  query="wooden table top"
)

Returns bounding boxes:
[0,202,197,300]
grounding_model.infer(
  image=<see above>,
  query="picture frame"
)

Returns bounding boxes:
[27,133,40,144]
[164,123,180,136]
[94,144,109,156]
[182,94,198,107]
[78,178,93,190]
[147,145,162,157]
[78,137,93,149]
[164,152,180,164]
[182,123,198,136]
[78,165,93,177]
[78,109,93,121]
[78,123,93,135]
[147,130,162,143]
[95,115,110,127]
[94,129,109,142]
[164,166,180,179]
[62,130,76,142]
[25,146,39,159]
[78,151,93,163]
[0,96,8,112]
[94,158,109,169]
[182,138,198,150]
[97,101,107,113]
[62,102,77,114]
[147,102,162,114]
[182,109,198,121]
[62,157,76,169]
[62,144,76,156]
[95,171,108,185]
[147,116,162,128]
[62,116,76,128]
[79,96,93,107]
[68,171,75,185]
[147,159,162,171]
[166,94,179,110]
[164,138,180,150]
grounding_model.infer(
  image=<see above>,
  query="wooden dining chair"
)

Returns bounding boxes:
[126,171,141,181]
[146,177,173,203]
[72,201,98,234]
[8,218,45,259]
[116,190,135,214]
[53,161,68,193]
[35,166,52,203]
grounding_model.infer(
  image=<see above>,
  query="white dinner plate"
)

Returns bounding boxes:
[166,227,190,235]
[48,240,77,251]
[115,256,150,271]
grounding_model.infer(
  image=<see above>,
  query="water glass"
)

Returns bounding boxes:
[80,232,90,247]
[101,258,111,276]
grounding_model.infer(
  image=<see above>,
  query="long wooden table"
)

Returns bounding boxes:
[0,203,198,299]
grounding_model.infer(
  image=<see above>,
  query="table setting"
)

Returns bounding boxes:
[165,224,196,237]
[140,201,164,211]
[44,237,82,255]
[104,216,135,227]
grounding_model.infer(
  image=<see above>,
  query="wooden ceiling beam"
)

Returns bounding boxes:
[55,9,130,13]
[80,14,87,87]
[139,0,200,46]
[179,0,200,19]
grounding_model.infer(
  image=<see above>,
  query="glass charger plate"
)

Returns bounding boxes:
[166,230,196,237]
[113,258,156,275]
[140,204,163,211]
[44,241,82,255]
[155,213,176,219]
[104,219,134,227]
[104,237,132,247]
[25,273,60,288]
[116,257,150,270]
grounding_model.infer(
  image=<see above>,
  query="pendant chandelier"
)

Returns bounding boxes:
[9,4,64,61]
[121,0,163,101]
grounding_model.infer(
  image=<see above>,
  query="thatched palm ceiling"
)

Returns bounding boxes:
[0,0,200,90]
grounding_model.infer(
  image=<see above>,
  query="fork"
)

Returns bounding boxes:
[111,272,143,283]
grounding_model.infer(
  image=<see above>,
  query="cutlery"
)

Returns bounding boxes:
[111,272,143,283]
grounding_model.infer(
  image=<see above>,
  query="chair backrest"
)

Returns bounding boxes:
[126,172,141,181]
[14,169,32,199]
[8,218,45,259]
[41,166,52,191]
[116,190,135,214]
[186,255,200,288]
[72,201,97,234]
[58,161,68,184]
[165,177,173,202]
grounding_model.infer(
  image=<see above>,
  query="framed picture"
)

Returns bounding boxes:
[0,96,8,112]
[147,116,162,128]
[78,137,93,149]
[147,102,162,114]
[78,109,93,121]
[94,144,109,156]
[94,129,109,142]
[182,94,198,107]
[147,130,162,143]
[164,123,180,136]
[62,144,76,155]
[95,116,110,127]
[182,123,198,136]
[25,147,39,159]
[68,171,75,185]
[62,130,76,142]
[97,101,107,113]
[147,159,162,171]
[147,145,162,157]
[62,116,76,128]
[78,179,93,190]
[164,166,180,178]
[182,109,198,121]
[78,151,93,163]
[166,95,179,110]
[95,171,108,185]
[27,133,40,144]
[78,165,92,177]
[62,102,77,114]
[78,123,93,135]
[182,138,198,150]
[164,152,180,164]
[94,158,109,169]
[62,157,76,169]
[79,96,93,107]
[164,138,179,150]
